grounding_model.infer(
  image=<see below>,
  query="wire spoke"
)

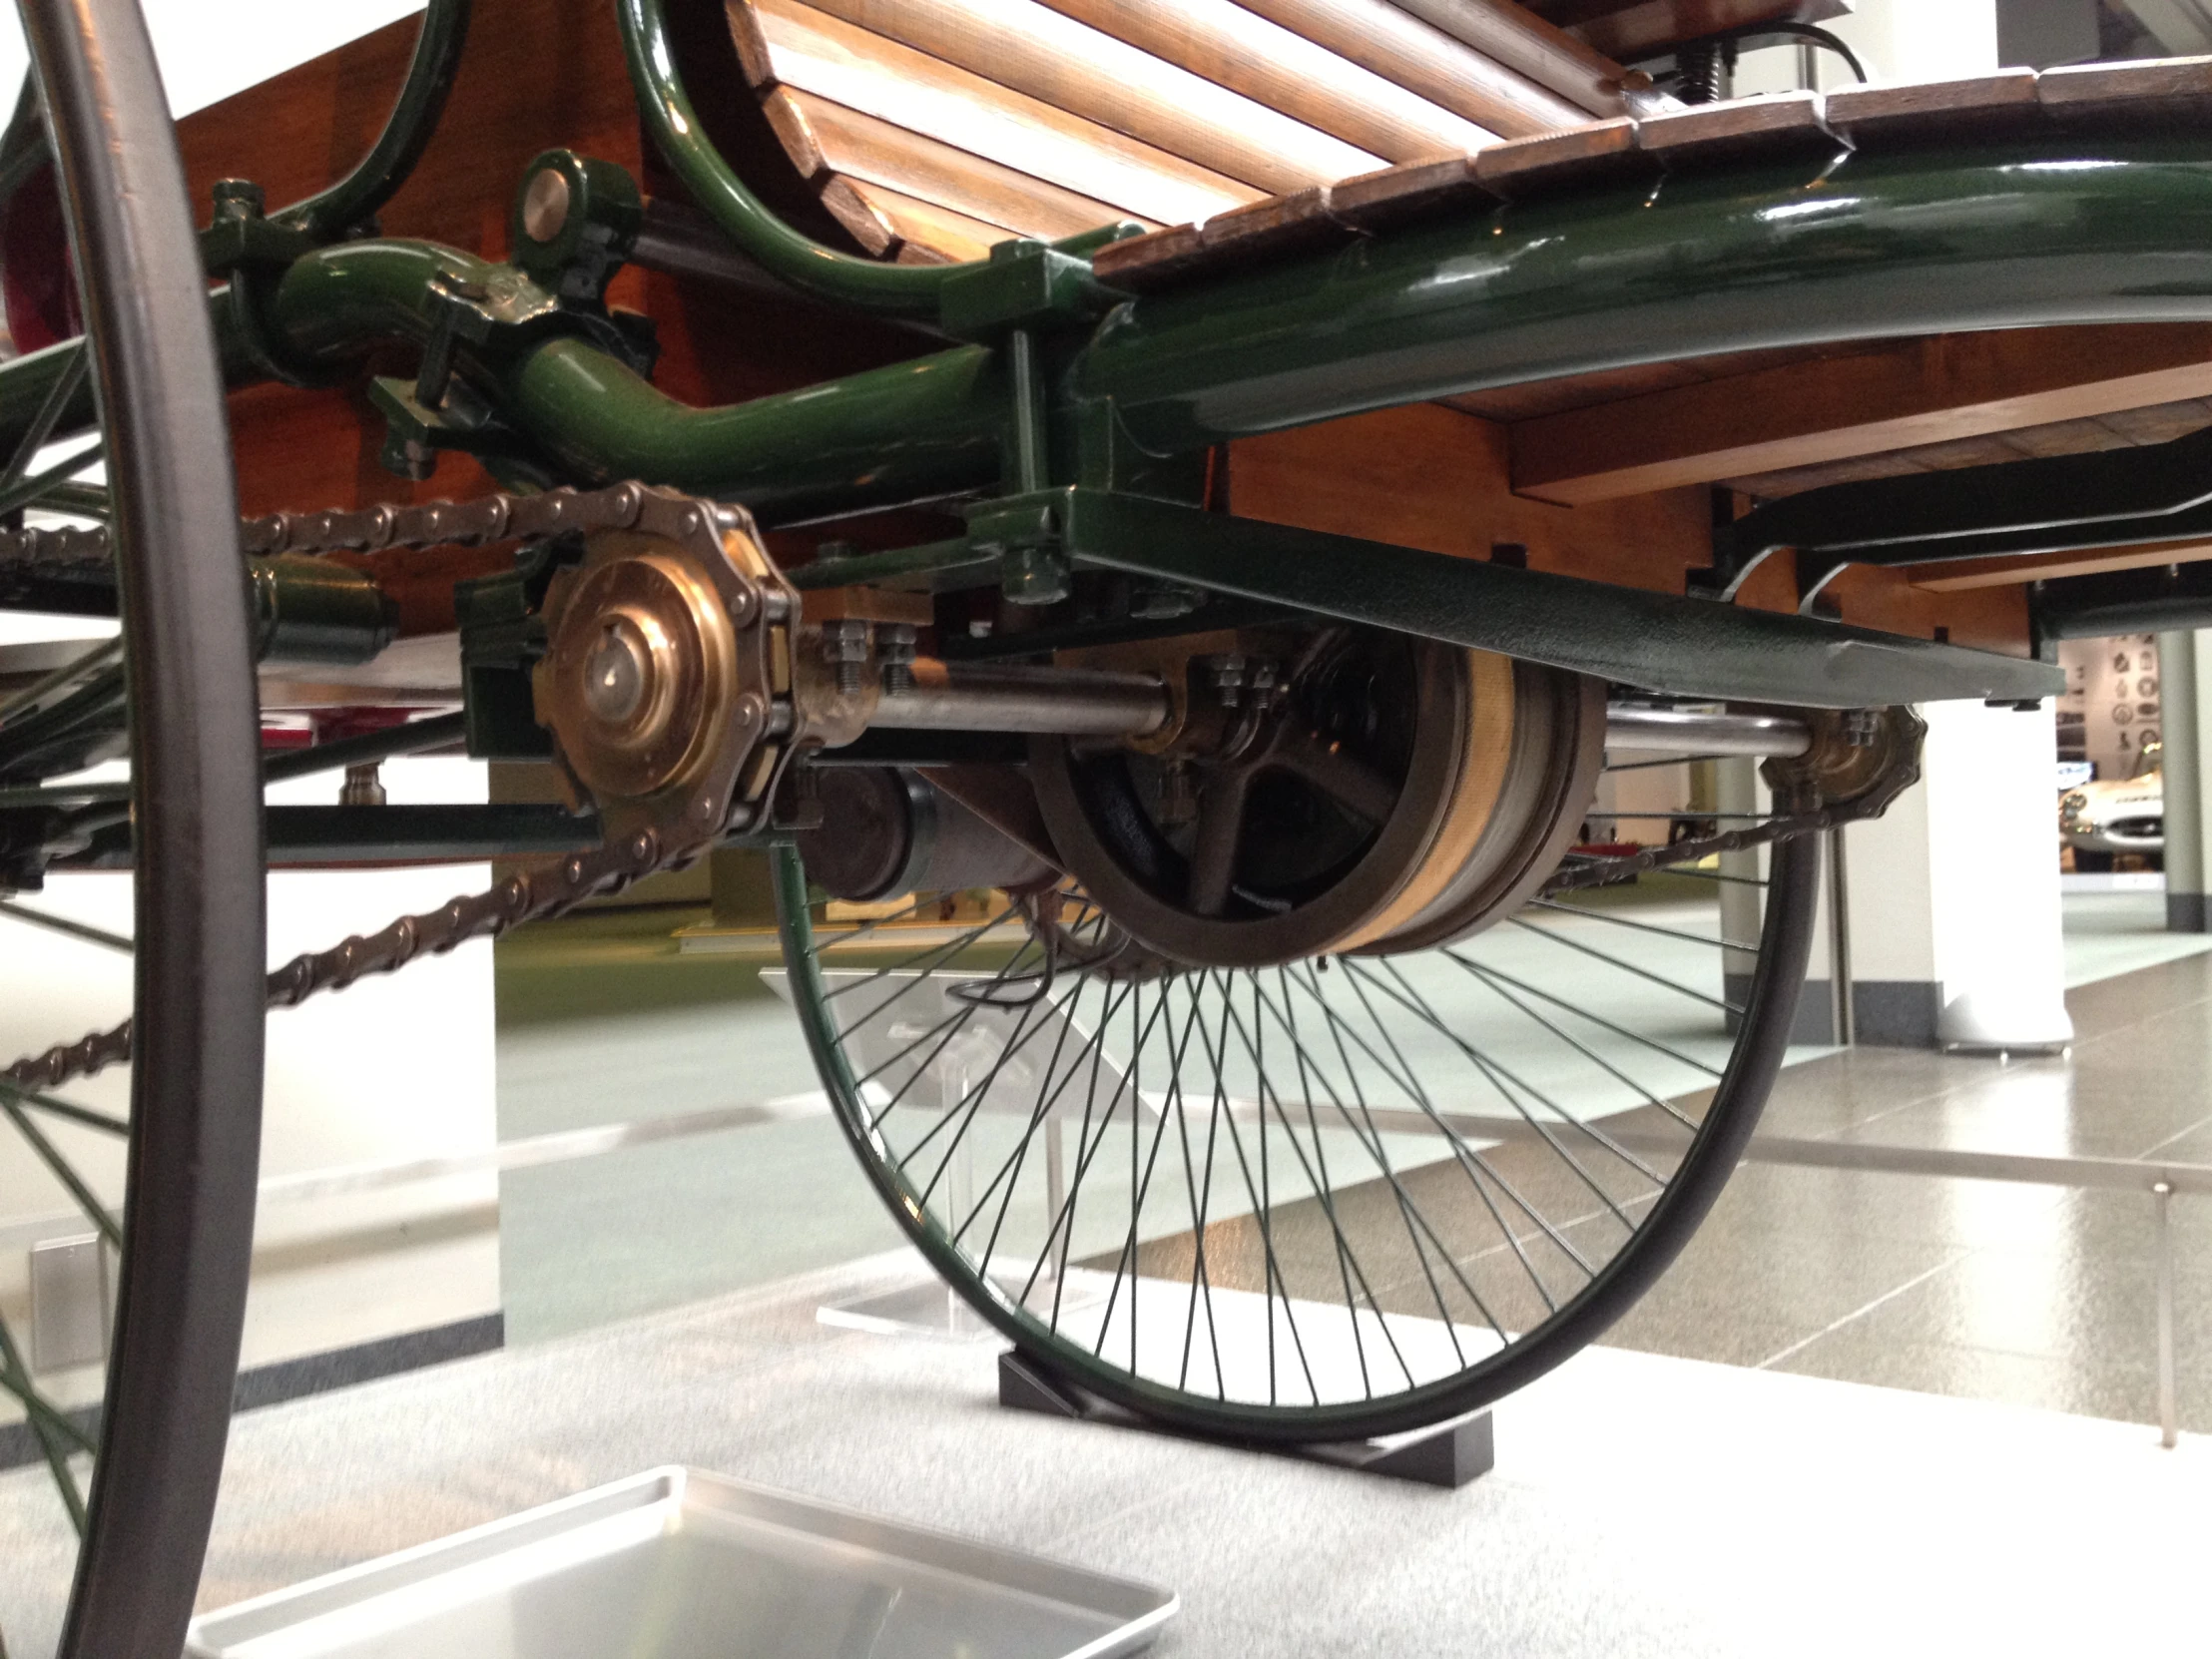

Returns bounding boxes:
[1507,915,1739,1015]
[1528,895,1756,954]
[0,897,133,955]
[1,1097,120,1248]
[1445,952,1726,1079]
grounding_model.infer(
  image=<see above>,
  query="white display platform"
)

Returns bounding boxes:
[2,1252,2204,1658]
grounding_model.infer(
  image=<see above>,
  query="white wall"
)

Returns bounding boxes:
[0,8,493,1417]
[1738,0,2000,94]
[0,2,423,123]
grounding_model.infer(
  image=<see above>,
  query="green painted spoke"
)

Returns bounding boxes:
[1507,915,1739,1015]
[1334,964,1587,1296]
[1446,952,1726,1079]
[0,337,88,490]
[0,437,104,520]
[1454,962,1699,1133]
[1366,956,1667,1184]
[1528,895,1756,954]
[0,1075,129,1137]
[0,1313,86,1535]
[0,897,134,956]
[1,1097,120,1249]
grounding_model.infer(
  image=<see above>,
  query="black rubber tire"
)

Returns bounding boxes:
[18,2,269,1654]
[777,830,1822,1443]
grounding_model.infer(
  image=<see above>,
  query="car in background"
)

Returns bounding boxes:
[2061,738,2163,871]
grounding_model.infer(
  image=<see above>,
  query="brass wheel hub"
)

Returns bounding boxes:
[533,493,793,837]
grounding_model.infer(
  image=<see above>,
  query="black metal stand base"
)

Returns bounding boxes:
[997,1351,1494,1489]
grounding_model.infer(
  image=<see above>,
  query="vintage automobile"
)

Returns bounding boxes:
[2063,737,2165,871]
[9,0,2212,1648]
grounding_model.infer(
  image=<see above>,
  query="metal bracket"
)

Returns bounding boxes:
[1044,487,2056,708]
[997,1350,1495,1489]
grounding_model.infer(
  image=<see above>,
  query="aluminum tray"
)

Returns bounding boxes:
[187,1466,1176,1659]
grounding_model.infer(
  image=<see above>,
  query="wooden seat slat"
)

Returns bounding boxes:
[1632,90,1839,168]
[1091,56,2212,295]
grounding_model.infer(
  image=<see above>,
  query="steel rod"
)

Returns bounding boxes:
[2154,1180,2178,1449]
[1603,706,1812,758]
[868,661,1169,737]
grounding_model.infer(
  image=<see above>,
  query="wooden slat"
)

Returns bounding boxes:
[818,173,898,254]
[1090,222,1208,289]
[1036,0,1501,162]
[1908,542,2212,594]
[844,178,1010,262]
[737,0,1260,227]
[781,87,1145,240]
[1330,156,1499,230]
[1217,0,1598,139]
[1719,399,2212,498]
[1633,90,1840,169]
[1824,72,2042,148]
[1379,0,1633,119]
[782,0,1382,194]
[1472,116,1651,197]
[2040,54,2212,128]
[1510,324,2212,505]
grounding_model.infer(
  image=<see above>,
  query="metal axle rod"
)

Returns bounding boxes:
[867,660,1170,738]
[1602,707,1811,759]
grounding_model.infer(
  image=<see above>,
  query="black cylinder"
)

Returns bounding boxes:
[798,767,1052,901]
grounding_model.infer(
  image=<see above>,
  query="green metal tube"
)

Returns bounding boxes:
[1078,140,2212,453]
[502,336,1006,520]
[246,241,1007,519]
[276,0,473,241]
[616,0,957,318]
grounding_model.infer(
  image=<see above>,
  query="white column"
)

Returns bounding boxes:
[2157,630,2212,930]
[1838,702,2072,1048]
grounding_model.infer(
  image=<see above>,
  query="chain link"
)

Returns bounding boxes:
[2,482,739,1091]
[1541,798,1850,895]
[0,482,1916,1086]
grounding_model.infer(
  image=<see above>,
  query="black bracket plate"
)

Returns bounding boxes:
[997,1349,1494,1490]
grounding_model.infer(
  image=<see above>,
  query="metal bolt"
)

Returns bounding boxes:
[211,178,265,222]
[583,621,650,723]
[339,762,386,808]
[416,272,490,410]
[822,619,871,696]
[1248,658,1280,709]
[1205,653,1249,709]
[1160,762,1196,827]
[1000,545,1070,607]
[522,166,572,244]
[877,623,918,696]
[1131,581,1201,621]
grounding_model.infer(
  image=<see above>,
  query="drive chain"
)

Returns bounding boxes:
[0,481,1920,1084]
[2,482,740,1091]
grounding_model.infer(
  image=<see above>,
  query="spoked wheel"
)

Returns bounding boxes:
[778,634,1826,1441]
[0,1,266,1654]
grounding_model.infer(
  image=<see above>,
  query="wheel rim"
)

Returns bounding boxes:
[1,2,266,1653]
[777,735,1823,1442]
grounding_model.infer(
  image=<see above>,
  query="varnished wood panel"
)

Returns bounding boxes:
[1037,0,1501,159]
[738,0,1260,225]
[1337,0,1626,121]
[773,0,1381,193]
[845,179,1007,261]
[784,88,1142,240]
[1230,400,2034,656]
[1511,324,2212,505]
[1228,401,1715,599]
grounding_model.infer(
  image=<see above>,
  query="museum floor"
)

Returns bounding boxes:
[4,1250,2206,1658]
[5,888,2208,1654]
